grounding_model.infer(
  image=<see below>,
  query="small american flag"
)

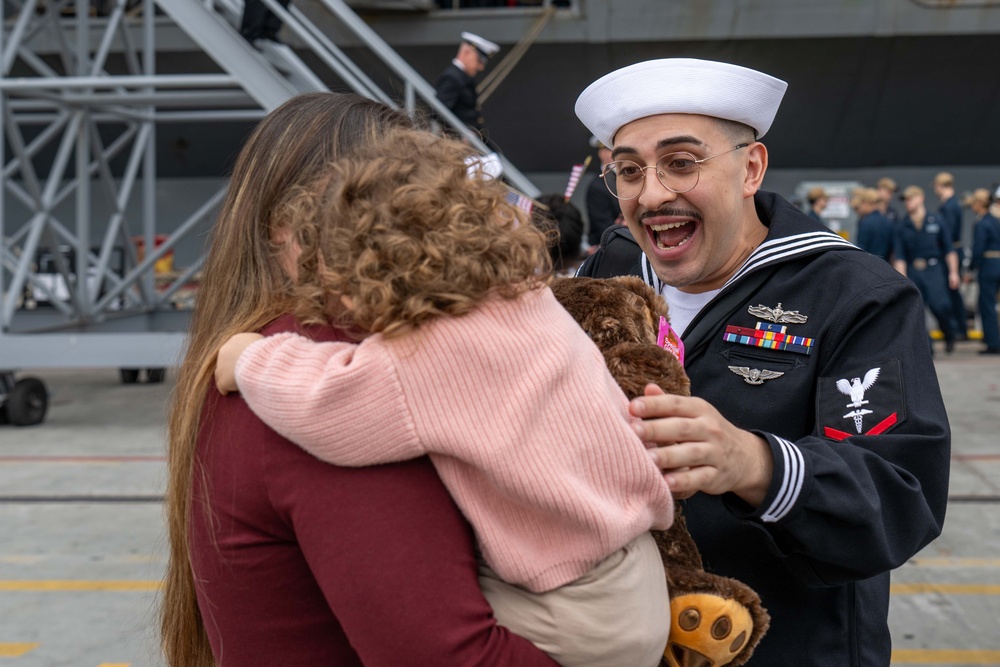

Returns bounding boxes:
[505,188,534,214]
[563,155,592,201]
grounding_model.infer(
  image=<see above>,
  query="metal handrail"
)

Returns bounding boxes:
[262,0,541,197]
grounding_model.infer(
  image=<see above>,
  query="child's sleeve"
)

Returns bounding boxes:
[234,332,423,466]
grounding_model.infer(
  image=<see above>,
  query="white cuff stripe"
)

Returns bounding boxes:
[761,436,804,523]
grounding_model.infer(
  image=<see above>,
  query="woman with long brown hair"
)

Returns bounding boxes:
[213,128,675,667]
[160,92,558,666]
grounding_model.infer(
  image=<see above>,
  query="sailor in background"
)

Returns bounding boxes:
[877,176,901,222]
[933,171,971,340]
[893,185,960,354]
[585,136,622,252]
[853,187,894,262]
[967,187,1000,355]
[433,32,500,142]
[805,185,828,223]
[240,0,291,44]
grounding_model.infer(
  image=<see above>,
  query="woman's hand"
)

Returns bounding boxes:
[215,333,264,395]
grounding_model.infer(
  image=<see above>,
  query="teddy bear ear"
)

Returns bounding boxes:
[610,275,671,321]
[550,277,599,320]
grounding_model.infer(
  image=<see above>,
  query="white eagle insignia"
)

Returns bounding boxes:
[836,367,881,433]
[836,368,880,408]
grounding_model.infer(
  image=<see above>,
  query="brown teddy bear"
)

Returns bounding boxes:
[551,275,770,667]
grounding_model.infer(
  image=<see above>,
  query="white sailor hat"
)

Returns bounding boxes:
[575,58,788,147]
[461,32,500,59]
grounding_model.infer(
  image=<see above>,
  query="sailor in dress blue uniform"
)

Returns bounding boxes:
[574,58,950,667]
[893,185,960,353]
[433,32,499,140]
[967,188,1000,354]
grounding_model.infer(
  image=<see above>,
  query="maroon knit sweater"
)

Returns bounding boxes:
[189,315,557,666]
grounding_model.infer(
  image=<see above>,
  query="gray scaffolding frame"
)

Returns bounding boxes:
[0,0,540,372]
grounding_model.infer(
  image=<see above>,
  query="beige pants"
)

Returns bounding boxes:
[479,532,669,667]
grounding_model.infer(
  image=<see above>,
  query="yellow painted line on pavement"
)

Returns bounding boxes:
[124,554,163,564]
[930,329,983,340]
[891,583,1000,595]
[0,643,39,657]
[0,580,161,591]
[892,649,1000,664]
[911,557,1000,568]
[0,555,42,564]
[17,580,995,595]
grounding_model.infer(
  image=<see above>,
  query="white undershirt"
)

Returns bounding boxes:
[660,284,721,336]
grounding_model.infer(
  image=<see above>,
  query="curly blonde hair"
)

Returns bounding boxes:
[285,129,553,338]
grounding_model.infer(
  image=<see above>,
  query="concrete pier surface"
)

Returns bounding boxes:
[1,341,998,666]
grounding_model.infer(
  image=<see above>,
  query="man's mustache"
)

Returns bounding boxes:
[638,207,703,224]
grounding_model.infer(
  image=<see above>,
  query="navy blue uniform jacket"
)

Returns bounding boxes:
[577,191,950,667]
[856,210,894,261]
[433,63,482,131]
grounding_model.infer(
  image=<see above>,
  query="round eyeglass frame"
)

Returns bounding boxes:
[600,143,751,201]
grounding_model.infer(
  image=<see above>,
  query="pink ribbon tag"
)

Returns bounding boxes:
[657,316,685,366]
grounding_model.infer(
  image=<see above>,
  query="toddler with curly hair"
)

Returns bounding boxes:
[214,128,673,667]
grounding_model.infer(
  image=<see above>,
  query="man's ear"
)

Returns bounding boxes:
[743,142,768,198]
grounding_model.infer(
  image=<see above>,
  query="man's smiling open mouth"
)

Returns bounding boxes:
[649,220,695,251]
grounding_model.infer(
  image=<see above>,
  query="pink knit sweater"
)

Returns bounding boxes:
[234,286,674,593]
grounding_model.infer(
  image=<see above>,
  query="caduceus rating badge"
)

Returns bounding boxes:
[836,367,880,433]
[820,361,902,442]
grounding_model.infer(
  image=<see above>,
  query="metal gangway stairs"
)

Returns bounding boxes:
[0,0,541,425]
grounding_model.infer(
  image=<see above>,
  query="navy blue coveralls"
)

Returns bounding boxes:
[893,212,957,346]
[971,212,1000,351]
[856,210,894,261]
[939,195,969,336]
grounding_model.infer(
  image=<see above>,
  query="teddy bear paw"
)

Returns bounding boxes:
[663,593,755,667]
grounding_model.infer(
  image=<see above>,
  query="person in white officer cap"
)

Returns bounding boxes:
[574,58,950,666]
[433,32,500,141]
